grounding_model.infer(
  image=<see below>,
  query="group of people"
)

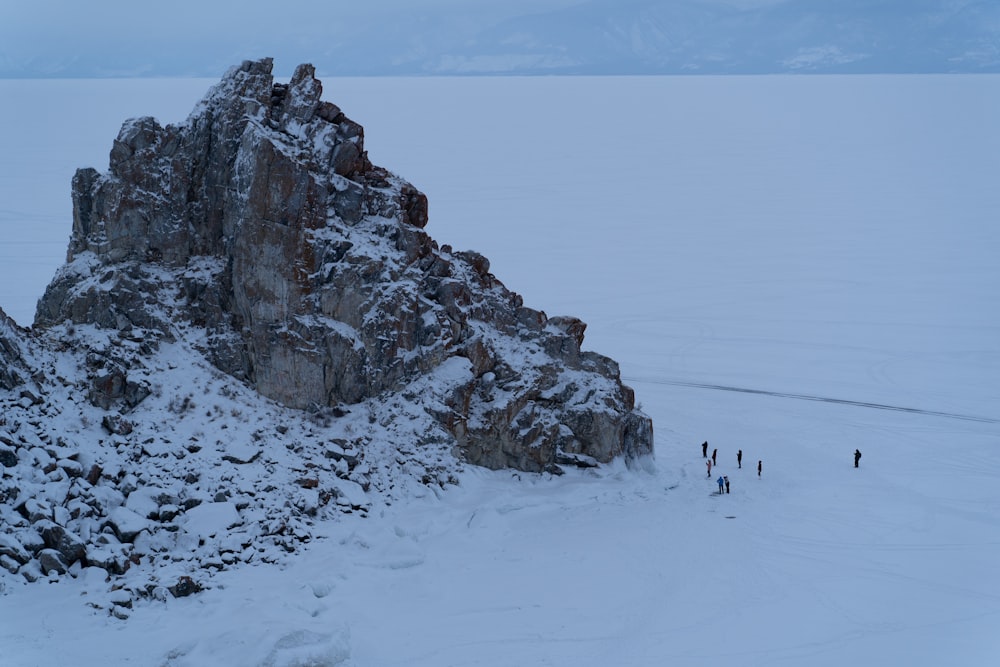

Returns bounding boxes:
[702,441,761,495]
[701,440,863,495]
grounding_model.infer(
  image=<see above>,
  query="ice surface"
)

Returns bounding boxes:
[0,74,998,666]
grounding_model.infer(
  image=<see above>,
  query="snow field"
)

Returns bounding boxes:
[1,74,998,665]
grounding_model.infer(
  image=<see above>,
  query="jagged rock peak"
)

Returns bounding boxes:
[34,58,653,472]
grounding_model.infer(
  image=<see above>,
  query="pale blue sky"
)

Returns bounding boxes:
[1,0,996,77]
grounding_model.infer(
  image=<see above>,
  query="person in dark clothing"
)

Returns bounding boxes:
[712,448,718,466]
[737,449,743,468]
[854,449,862,468]
[702,441,708,458]
[757,460,762,477]
[724,476,730,494]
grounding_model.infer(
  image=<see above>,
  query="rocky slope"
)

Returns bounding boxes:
[0,58,652,605]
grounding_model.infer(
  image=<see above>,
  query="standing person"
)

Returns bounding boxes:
[717,476,725,494]
[712,448,718,466]
[702,441,709,458]
[737,449,743,469]
[854,449,862,468]
[724,475,730,493]
[707,459,712,477]
[757,460,762,477]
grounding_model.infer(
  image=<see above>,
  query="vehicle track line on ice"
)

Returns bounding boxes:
[625,377,1000,424]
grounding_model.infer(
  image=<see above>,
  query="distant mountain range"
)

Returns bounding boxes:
[3,0,998,77]
[450,0,1000,75]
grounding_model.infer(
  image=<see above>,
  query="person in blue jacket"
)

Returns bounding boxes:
[717,476,725,494]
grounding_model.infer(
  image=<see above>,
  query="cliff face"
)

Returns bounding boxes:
[35,58,652,473]
[0,308,26,391]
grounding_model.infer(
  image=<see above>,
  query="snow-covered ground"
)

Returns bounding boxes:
[1,74,998,665]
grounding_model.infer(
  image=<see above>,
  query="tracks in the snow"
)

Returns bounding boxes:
[625,377,1000,424]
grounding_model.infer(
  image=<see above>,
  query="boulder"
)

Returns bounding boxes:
[36,520,87,565]
[0,448,16,468]
[105,506,152,543]
[0,533,31,565]
[37,548,67,575]
[168,575,202,598]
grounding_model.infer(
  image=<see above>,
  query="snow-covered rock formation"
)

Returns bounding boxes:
[38,57,652,472]
[0,59,652,603]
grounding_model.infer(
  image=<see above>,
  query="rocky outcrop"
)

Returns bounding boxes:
[1,59,655,599]
[34,58,652,472]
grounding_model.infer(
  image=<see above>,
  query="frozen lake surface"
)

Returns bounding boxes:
[1,74,998,666]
